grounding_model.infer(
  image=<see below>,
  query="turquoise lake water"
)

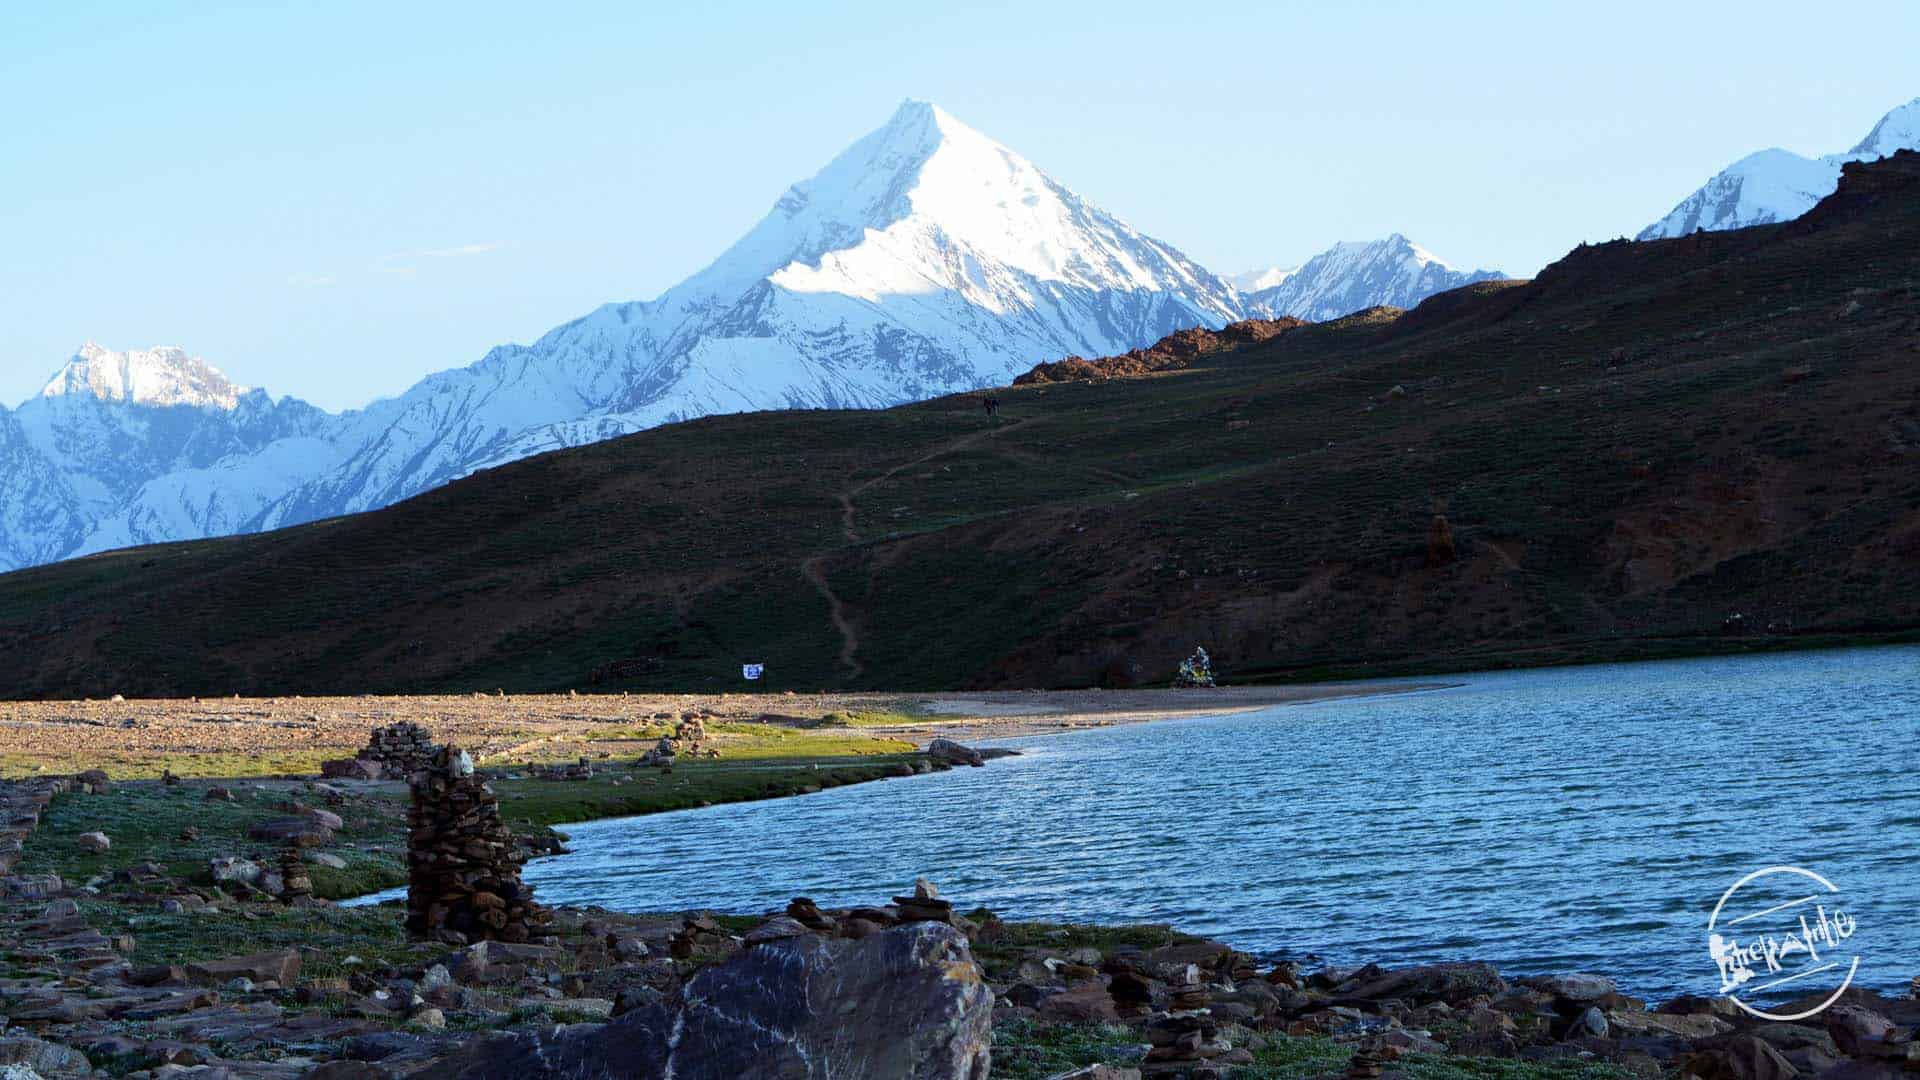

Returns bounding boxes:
[515,646,1919,1001]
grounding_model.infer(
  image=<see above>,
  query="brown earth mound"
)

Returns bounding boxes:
[1012,317,1306,384]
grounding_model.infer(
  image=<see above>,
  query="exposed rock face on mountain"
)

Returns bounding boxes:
[1638,96,1920,239]
[1015,317,1306,384]
[1239,234,1505,322]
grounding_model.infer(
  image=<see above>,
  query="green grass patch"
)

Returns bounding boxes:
[990,1017,1146,1080]
[84,896,423,979]
[12,781,407,901]
[491,753,925,828]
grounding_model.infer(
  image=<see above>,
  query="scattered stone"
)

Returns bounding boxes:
[0,1034,92,1078]
[529,757,595,781]
[1572,1004,1609,1038]
[1036,980,1120,1023]
[248,816,334,848]
[74,831,110,854]
[185,949,301,987]
[1827,1003,1898,1058]
[743,916,811,945]
[1525,972,1619,1002]
[209,855,265,886]
[320,758,383,781]
[785,896,837,933]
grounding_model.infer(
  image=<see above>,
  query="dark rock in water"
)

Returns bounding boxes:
[418,922,991,1079]
[926,738,985,767]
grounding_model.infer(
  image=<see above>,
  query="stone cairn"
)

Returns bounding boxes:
[406,745,549,944]
[324,721,438,779]
[279,848,313,902]
[893,877,956,925]
[1142,965,1230,1075]
[672,714,710,754]
[641,713,716,767]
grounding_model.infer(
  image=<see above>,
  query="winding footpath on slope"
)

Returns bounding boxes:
[801,420,1033,680]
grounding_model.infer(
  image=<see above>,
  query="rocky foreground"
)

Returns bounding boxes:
[4,755,1919,1080]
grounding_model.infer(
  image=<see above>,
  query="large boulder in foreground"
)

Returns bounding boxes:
[420,921,990,1079]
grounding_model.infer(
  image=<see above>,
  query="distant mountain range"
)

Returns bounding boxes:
[1639,96,1920,239]
[0,102,1506,572]
[1238,235,1504,322]
[6,148,1916,697]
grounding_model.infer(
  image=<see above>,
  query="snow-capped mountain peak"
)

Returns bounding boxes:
[689,99,1234,312]
[1241,234,1506,322]
[1639,96,1920,240]
[39,343,249,410]
[1846,96,1920,160]
[0,103,1500,574]
[1228,266,1298,293]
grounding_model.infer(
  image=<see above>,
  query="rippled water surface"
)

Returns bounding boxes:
[524,647,1920,1000]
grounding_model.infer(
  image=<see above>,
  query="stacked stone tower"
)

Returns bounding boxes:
[405,745,548,944]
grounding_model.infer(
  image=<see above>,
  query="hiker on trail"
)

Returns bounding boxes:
[983,395,1000,418]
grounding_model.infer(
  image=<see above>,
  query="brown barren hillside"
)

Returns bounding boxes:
[2,153,1919,698]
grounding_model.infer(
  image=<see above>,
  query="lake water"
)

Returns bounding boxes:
[519,646,1919,1002]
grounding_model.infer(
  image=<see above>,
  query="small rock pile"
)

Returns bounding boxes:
[324,720,439,779]
[639,737,676,767]
[894,877,957,924]
[672,714,712,755]
[406,745,549,945]
[668,912,738,960]
[1142,972,1241,1076]
[278,848,313,902]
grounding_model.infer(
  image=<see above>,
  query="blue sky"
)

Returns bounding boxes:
[3,0,1916,410]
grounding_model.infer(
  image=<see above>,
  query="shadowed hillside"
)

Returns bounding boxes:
[3,153,1918,699]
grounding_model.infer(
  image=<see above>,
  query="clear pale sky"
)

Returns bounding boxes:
[4,0,1916,410]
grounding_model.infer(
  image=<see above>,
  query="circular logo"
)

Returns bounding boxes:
[1707,865,1860,1021]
